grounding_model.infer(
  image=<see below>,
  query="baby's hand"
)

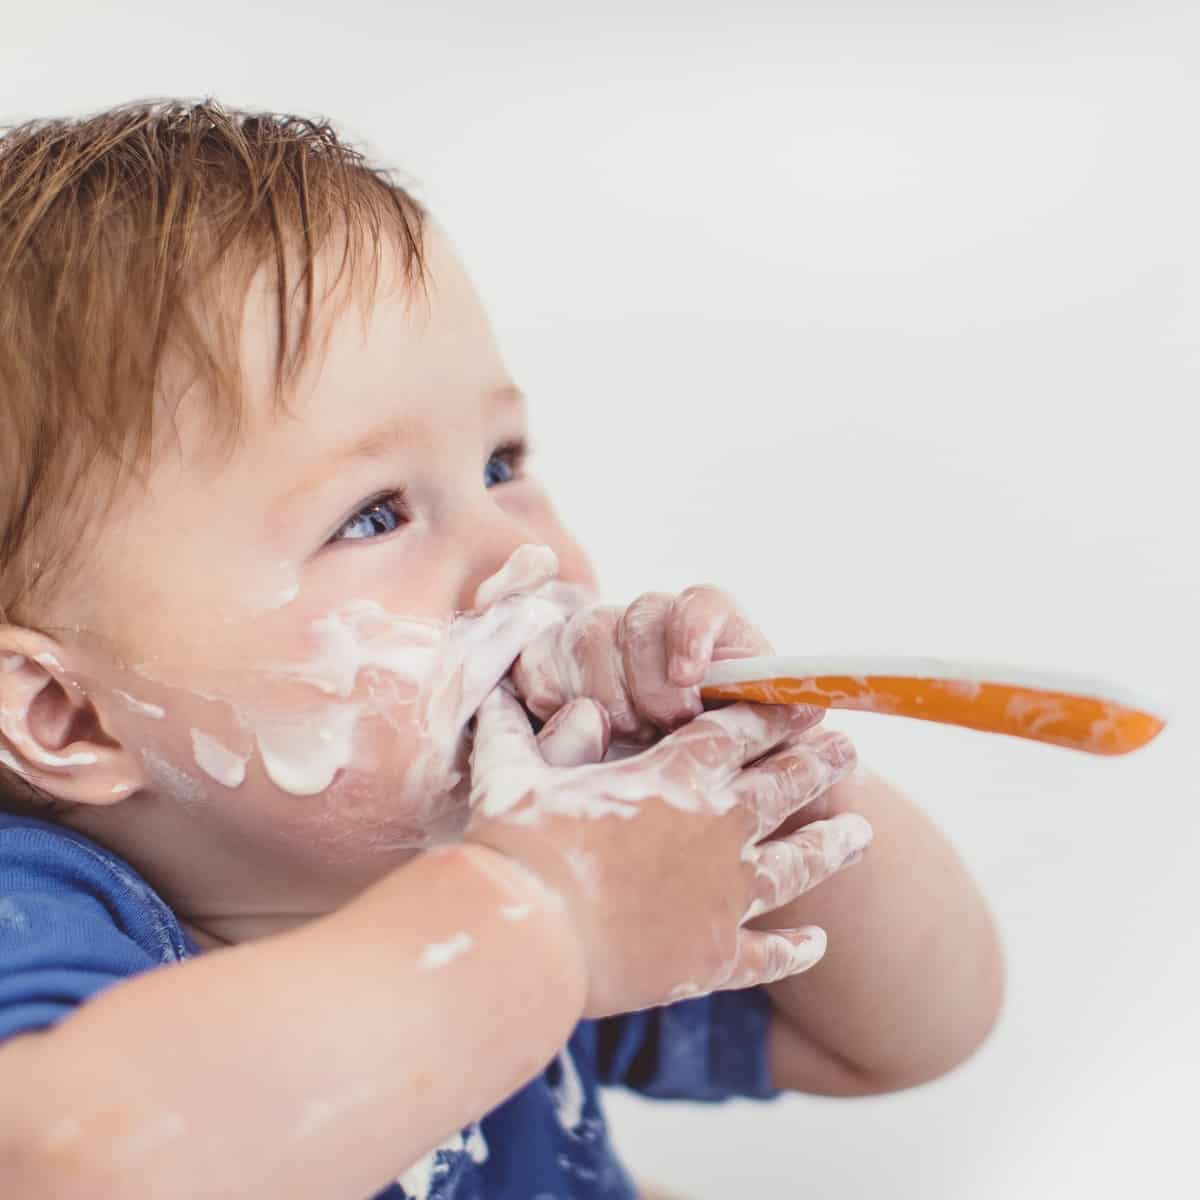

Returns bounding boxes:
[510,585,773,745]
[465,689,871,1019]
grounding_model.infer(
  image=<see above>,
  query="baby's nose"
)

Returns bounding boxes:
[470,544,560,611]
[456,505,560,611]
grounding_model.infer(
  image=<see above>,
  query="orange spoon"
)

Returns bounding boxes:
[699,656,1168,756]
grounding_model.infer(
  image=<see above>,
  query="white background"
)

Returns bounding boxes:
[3,2,1197,1197]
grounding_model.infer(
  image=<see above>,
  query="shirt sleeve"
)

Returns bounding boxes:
[586,988,781,1102]
[0,818,170,1045]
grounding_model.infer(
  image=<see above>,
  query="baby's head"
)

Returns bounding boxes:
[0,100,596,941]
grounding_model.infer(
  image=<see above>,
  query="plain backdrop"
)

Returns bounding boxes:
[3,3,1197,1197]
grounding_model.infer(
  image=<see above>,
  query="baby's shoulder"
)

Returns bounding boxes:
[1,811,153,906]
[0,813,194,1044]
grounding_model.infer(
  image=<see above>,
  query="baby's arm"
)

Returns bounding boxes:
[513,585,1005,1095]
[0,693,865,1199]
[759,767,1005,1095]
[0,845,585,1200]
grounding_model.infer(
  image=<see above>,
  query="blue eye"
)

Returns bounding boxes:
[331,491,407,543]
[485,441,527,488]
[328,441,528,546]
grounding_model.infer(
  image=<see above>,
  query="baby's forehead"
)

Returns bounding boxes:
[162,237,516,507]
[168,232,427,466]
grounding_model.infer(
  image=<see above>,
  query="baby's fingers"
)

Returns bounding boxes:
[471,687,541,765]
[724,926,828,989]
[619,591,703,733]
[537,698,612,767]
[469,688,546,816]
[743,813,873,920]
[667,585,773,687]
[738,730,858,840]
[655,701,824,782]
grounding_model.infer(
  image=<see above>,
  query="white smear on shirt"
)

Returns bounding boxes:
[500,904,532,921]
[190,729,248,789]
[114,690,166,719]
[398,1124,489,1198]
[418,932,474,969]
[0,897,29,932]
[464,1123,488,1163]
[551,1049,585,1132]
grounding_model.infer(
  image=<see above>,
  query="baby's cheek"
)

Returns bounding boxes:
[347,714,472,837]
[255,768,468,877]
[327,767,465,849]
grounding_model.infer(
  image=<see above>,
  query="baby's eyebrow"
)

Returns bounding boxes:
[277,385,526,508]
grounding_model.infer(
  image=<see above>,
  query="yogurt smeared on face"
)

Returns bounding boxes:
[190,729,248,789]
[254,545,583,805]
[130,546,591,855]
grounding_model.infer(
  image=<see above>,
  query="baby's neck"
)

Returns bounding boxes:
[180,911,315,951]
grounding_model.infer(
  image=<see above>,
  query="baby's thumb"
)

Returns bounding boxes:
[537,699,612,767]
[470,687,542,773]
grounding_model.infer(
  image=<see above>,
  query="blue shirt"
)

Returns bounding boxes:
[0,813,779,1198]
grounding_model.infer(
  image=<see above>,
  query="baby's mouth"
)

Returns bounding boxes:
[449,571,570,726]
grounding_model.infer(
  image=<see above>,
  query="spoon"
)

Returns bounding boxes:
[699,656,1168,756]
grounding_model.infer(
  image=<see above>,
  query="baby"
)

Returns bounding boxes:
[0,101,1004,1200]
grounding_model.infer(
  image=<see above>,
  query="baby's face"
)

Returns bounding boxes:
[54,226,596,937]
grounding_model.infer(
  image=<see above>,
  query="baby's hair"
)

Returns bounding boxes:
[0,97,426,624]
[0,97,426,816]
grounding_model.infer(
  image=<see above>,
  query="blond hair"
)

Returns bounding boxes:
[0,97,426,624]
[0,98,426,816]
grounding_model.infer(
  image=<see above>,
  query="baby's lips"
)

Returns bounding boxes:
[457,598,570,731]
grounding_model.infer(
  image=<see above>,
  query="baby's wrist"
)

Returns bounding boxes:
[455,843,589,1012]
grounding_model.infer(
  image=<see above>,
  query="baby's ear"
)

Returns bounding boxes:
[0,628,143,807]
